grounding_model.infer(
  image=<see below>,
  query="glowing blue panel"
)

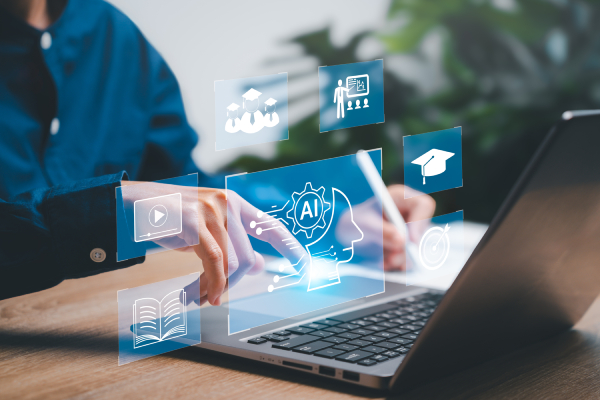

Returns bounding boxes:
[226,150,384,334]
[319,60,384,132]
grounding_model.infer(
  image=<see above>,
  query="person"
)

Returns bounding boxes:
[224,103,241,133]
[263,97,279,128]
[0,0,435,303]
[239,88,264,133]
[334,79,349,118]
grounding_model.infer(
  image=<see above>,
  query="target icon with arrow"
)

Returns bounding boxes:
[418,223,451,271]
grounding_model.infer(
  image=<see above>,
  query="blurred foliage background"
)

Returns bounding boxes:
[227,0,600,223]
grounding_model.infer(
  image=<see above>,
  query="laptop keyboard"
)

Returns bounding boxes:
[246,291,443,366]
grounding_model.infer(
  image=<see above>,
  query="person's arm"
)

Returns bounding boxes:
[0,172,143,300]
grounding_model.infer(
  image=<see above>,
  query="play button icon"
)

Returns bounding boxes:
[149,204,168,227]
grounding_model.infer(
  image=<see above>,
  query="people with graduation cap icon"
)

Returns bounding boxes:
[240,88,264,134]
[411,149,455,185]
[263,98,279,128]
[225,103,241,133]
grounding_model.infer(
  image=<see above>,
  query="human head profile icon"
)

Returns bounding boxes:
[347,100,353,110]
[363,98,369,108]
[304,188,364,291]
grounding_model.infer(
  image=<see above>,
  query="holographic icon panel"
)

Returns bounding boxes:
[319,60,384,132]
[403,127,463,198]
[405,210,465,287]
[116,174,198,262]
[215,73,289,151]
[226,150,384,334]
[118,273,200,365]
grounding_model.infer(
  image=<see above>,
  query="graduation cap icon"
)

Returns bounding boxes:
[242,88,261,108]
[264,98,277,106]
[411,149,455,185]
[227,103,240,111]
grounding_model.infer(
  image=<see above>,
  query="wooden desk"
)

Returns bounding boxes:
[2,251,600,399]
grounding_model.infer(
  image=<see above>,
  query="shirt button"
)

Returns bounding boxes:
[50,118,60,135]
[40,32,52,50]
[90,248,106,263]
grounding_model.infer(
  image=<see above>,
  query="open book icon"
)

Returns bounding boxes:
[133,289,187,349]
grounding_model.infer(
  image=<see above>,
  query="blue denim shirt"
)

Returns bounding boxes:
[0,0,218,299]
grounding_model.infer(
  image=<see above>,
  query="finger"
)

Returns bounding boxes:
[235,195,307,266]
[183,277,200,306]
[193,226,226,306]
[248,251,265,275]
[227,211,257,277]
[384,250,406,271]
[382,221,404,251]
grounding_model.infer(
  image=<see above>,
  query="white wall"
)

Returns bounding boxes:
[107,0,390,173]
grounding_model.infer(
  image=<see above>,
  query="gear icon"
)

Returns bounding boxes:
[286,182,331,239]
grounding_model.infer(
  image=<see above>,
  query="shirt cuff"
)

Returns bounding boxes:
[43,171,145,278]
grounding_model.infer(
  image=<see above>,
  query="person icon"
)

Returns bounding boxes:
[333,79,349,119]
[355,99,361,109]
[224,103,241,133]
[263,98,280,128]
[240,88,264,134]
[306,188,363,291]
[363,98,369,108]
[347,101,353,111]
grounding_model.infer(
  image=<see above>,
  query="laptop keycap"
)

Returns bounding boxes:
[336,323,360,330]
[371,355,389,362]
[322,336,348,344]
[378,341,402,349]
[286,326,315,335]
[347,339,371,347]
[387,328,410,335]
[324,327,347,334]
[349,320,373,327]
[315,319,341,326]
[374,331,398,339]
[334,344,358,352]
[335,350,374,363]
[362,335,386,343]
[362,345,386,354]
[382,351,401,358]
[314,348,345,359]
[301,323,328,330]
[358,359,378,366]
[376,322,398,328]
[399,324,420,331]
[350,328,374,336]
[389,338,413,345]
[311,330,335,338]
[248,337,267,345]
[273,331,291,336]
[292,341,333,354]
[272,334,319,350]
[336,332,361,340]
[364,325,387,332]
[261,334,289,342]
[401,333,419,340]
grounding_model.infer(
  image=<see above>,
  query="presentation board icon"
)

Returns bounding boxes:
[134,193,182,242]
[319,60,384,132]
[403,127,463,198]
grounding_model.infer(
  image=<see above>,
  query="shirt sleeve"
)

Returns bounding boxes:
[0,172,144,300]
[133,29,225,189]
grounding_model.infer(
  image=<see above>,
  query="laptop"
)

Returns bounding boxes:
[198,110,600,392]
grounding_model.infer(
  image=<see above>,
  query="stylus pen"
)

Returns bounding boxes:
[356,150,420,267]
